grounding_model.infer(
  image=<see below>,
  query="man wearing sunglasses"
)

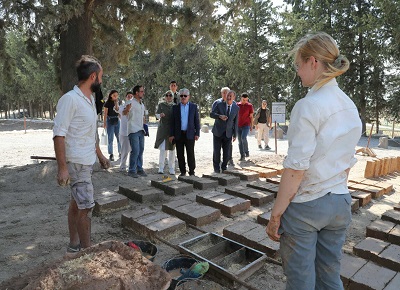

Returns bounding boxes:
[169,88,200,176]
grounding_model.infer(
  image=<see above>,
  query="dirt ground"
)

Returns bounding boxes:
[0,118,399,289]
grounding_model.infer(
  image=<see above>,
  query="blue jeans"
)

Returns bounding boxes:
[128,131,144,173]
[238,126,250,157]
[279,193,352,290]
[106,118,121,155]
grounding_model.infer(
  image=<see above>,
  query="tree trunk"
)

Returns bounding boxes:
[60,0,95,94]
[358,0,367,136]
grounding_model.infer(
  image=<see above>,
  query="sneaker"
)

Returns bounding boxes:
[128,172,139,178]
[265,145,271,150]
[245,153,249,157]
[258,145,262,149]
[109,154,114,161]
[67,243,81,253]
[137,171,147,177]
[158,171,164,174]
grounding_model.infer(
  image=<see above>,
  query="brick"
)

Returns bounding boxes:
[366,220,396,241]
[93,193,129,214]
[151,179,193,195]
[222,169,260,181]
[373,182,394,194]
[242,166,278,178]
[257,211,271,225]
[196,193,250,216]
[388,225,400,246]
[265,177,281,184]
[353,237,389,262]
[340,253,368,288]
[364,160,376,178]
[121,208,156,228]
[383,272,400,290]
[378,244,400,272]
[382,210,400,225]
[348,184,385,198]
[351,191,372,207]
[177,175,219,190]
[162,199,221,226]
[223,221,279,257]
[146,216,186,239]
[202,173,240,186]
[246,181,279,194]
[257,162,285,175]
[119,186,163,203]
[225,185,274,206]
[394,203,400,212]
[351,198,360,213]
[348,261,396,290]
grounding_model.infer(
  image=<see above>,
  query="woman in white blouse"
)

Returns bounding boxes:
[266,32,362,290]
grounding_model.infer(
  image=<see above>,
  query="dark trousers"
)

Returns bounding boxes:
[176,132,196,175]
[213,134,231,172]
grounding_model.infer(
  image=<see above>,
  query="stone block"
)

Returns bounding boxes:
[378,136,388,149]
[257,211,271,226]
[196,192,250,216]
[222,169,260,181]
[366,220,396,242]
[353,237,389,262]
[351,191,372,207]
[177,175,219,190]
[225,185,275,206]
[119,185,163,203]
[348,261,396,290]
[162,199,221,226]
[202,173,240,186]
[388,225,400,246]
[351,198,360,213]
[382,210,400,225]
[93,193,129,215]
[151,179,193,195]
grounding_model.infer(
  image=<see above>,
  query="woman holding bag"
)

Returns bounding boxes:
[103,90,121,161]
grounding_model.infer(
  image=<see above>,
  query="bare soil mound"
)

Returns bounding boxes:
[1,241,171,290]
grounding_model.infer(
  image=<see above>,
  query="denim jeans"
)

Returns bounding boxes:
[128,131,145,173]
[106,118,121,155]
[279,193,352,290]
[238,126,250,157]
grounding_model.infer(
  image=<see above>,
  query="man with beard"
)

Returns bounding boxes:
[53,55,110,253]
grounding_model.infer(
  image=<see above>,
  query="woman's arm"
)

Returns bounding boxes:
[103,107,108,128]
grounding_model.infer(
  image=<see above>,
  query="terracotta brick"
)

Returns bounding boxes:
[394,203,400,212]
[382,210,400,225]
[265,177,281,184]
[246,181,279,194]
[257,162,285,174]
[222,169,260,181]
[119,186,163,203]
[351,198,360,213]
[177,175,219,190]
[383,272,400,290]
[151,179,193,195]
[366,219,396,241]
[225,185,274,206]
[242,166,278,178]
[146,216,186,239]
[353,237,389,262]
[373,182,394,194]
[340,253,368,288]
[351,191,372,207]
[348,261,396,290]
[196,193,250,216]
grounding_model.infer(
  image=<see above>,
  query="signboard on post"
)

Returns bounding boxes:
[271,102,286,154]
[271,102,286,124]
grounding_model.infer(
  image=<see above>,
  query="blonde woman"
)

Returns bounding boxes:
[266,32,362,290]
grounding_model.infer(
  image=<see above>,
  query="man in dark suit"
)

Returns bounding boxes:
[169,88,200,176]
[210,90,239,173]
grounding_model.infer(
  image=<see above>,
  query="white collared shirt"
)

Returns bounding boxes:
[284,78,362,203]
[115,105,128,136]
[127,98,145,134]
[53,85,97,165]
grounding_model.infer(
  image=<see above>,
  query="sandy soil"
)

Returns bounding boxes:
[0,118,399,289]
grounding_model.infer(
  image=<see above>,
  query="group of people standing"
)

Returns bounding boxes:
[53,32,362,290]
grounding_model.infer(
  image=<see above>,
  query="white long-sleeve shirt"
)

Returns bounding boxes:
[284,78,362,203]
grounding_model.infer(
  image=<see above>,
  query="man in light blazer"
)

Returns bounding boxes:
[210,90,239,173]
[169,88,200,176]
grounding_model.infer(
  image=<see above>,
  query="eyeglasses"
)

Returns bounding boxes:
[166,94,173,97]
[180,95,188,98]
